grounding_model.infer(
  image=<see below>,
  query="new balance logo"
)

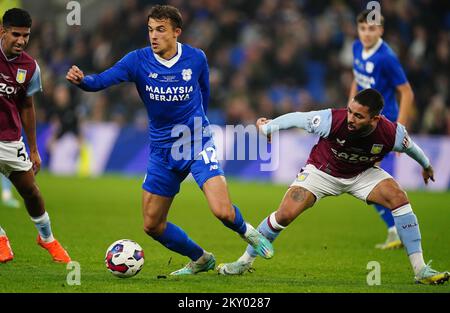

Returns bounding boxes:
[209,165,218,171]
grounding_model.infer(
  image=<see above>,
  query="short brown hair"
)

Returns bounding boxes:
[354,88,384,117]
[148,5,182,29]
[356,9,384,27]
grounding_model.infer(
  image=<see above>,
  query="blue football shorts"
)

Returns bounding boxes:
[142,140,224,197]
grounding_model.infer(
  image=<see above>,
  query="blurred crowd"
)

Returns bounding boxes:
[22,0,450,135]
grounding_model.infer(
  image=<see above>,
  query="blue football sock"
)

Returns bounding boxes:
[393,210,422,255]
[222,205,247,235]
[376,153,396,229]
[246,213,283,258]
[374,204,396,228]
[153,222,204,261]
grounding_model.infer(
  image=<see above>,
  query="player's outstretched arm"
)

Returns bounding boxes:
[66,51,136,92]
[258,109,332,139]
[393,124,434,185]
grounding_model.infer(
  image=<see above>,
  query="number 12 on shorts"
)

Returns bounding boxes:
[199,147,218,164]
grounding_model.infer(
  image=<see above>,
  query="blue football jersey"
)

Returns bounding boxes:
[79,42,210,148]
[352,39,408,121]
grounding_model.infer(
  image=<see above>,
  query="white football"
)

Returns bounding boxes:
[105,239,144,278]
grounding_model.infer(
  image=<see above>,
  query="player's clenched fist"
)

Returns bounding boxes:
[256,117,272,143]
[422,165,435,185]
[256,117,270,131]
[66,65,84,85]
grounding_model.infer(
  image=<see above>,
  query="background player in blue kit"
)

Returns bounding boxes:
[348,9,415,250]
[66,5,273,275]
[1,174,20,208]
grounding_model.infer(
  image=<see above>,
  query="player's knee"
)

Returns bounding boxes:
[274,209,295,227]
[143,221,165,237]
[388,189,409,210]
[213,206,235,223]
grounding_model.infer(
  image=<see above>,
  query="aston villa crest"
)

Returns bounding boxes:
[370,144,384,154]
[16,69,27,83]
[296,173,309,182]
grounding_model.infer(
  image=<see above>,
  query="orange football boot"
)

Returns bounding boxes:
[0,236,14,263]
[37,235,71,263]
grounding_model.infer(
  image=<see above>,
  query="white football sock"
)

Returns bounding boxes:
[195,251,211,264]
[409,252,426,275]
[238,250,256,264]
[30,212,55,243]
[388,226,397,234]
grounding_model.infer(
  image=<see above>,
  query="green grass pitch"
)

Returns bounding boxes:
[0,172,449,293]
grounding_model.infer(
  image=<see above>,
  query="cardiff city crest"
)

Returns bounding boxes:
[182,68,192,81]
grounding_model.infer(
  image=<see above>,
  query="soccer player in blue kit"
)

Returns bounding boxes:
[1,174,20,208]
[349,9,415,250]
[66,5,273,275]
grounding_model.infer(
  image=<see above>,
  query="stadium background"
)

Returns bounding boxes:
[0,0,449,293]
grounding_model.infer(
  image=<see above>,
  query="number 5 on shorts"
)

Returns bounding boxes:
[17,147,27,161]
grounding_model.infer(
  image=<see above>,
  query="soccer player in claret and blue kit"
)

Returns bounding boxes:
[0,8,71,264]
[349,9,415,250]
[66,5,273,275]
[217,88,449,285]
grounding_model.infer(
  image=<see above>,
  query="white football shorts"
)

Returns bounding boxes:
[290,164,393,202]
[0,139,33,177]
